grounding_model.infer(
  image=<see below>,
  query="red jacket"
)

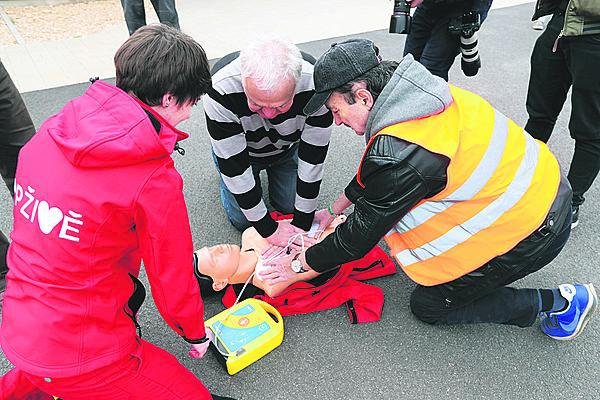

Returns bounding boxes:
[0,81,205,377]
[224,245,396,323]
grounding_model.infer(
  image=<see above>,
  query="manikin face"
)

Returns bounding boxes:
[325,90,372,136]
[244,77,295,119]
[196,244,241,291]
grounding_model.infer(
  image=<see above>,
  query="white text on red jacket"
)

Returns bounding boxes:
[14,179,84,242]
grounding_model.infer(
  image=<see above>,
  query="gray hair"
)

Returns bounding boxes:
[240,35,302,92]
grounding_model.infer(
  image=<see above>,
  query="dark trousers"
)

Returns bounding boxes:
[410,179,572,327]
[525,14,600,206]
[0,60,35,276]
[120,0,180,35]
[403,0,492,80]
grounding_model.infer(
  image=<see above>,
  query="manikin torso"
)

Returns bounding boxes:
[228,217,344,297]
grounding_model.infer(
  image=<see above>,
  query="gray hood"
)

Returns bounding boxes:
[365,54,453,142]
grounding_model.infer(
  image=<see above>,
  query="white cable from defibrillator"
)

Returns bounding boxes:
[210,229,323,357]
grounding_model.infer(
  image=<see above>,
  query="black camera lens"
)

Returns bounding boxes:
[460,31,481,76]
[389,0,412,34]
[449,11,482,77]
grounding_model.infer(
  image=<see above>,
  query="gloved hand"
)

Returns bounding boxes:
[266,220,311,248]
[188,327,213,359]
[189,341,210,359]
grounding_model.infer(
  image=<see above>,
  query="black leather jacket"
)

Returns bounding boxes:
[305,134,573,274]
[305,55,572,276]
[305,135,449,272]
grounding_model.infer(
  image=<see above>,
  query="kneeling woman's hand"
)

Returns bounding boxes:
[188,327,214,359]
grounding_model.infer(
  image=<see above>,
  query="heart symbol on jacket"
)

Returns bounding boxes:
[37,201,64,234]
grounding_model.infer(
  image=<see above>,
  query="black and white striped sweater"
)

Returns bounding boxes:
[203,52,333,237]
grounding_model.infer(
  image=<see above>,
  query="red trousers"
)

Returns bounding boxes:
[1,340,212,400]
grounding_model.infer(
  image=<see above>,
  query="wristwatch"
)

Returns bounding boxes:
[291,253,307,273]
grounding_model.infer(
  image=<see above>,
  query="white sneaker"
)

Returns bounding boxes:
[532,19,545,30]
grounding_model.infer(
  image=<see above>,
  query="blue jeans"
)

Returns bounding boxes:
[213,145,298,231]
[120,0,180,35]
[403,0,492,80]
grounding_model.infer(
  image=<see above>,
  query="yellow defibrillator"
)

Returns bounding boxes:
[205,298,284,375]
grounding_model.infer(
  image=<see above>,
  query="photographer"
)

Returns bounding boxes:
[525,0,600,228]
[402,0,493,80]
[0,60,36,306]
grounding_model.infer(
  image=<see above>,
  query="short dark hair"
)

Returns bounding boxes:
[334,60,399,104]
[114,24,211,106]
[193,253,218,297]
[196,271,218,297]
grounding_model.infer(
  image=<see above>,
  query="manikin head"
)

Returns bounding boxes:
[240,35,302,120]
[114,24,211,127]
[195,244,241,292]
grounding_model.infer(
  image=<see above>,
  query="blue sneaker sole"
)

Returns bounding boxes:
[553,283,597,341]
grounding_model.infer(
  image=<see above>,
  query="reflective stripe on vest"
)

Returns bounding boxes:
[361,86,560,286]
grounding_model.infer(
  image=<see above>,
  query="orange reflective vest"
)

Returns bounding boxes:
[358,86,560,286]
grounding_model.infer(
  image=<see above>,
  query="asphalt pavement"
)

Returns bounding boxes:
[1,4,599,399]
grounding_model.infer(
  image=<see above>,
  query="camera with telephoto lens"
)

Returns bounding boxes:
[448,11,481,76]
[389,0,412,34]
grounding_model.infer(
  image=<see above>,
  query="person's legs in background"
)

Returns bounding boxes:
[0,60,35,302]
[526,14,600,227]
[524,14,571,143]
[403,3,460,81]
[120,0,147,35]
[403,3,437,65]
[0,61,35,194]
[562,33,600,225]
[403,1,492,81]
[150,0,180,30]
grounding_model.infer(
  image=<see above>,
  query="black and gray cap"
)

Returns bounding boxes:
[304,38,381,116]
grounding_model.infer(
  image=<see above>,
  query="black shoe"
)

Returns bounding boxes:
[571,204,579,229]
[211,395,237,400]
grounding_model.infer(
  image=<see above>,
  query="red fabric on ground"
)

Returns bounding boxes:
[223,212,396,323]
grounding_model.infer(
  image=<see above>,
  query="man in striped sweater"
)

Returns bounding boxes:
[203,36,333,246]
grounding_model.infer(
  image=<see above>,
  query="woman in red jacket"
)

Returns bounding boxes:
[0,25,234,400]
